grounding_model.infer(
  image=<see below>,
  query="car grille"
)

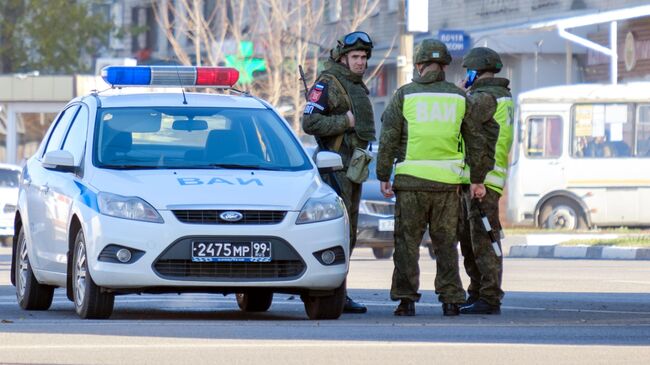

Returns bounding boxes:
[172,210,286,224]
[154,260,305,280]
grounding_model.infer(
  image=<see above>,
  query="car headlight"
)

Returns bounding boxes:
[97,192,164,223]
[296,194,345,224]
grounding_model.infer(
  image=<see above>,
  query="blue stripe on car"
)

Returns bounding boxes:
[74,181,99,212]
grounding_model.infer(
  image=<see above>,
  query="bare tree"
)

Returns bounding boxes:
[152,0,391,132]
[251,0,326,129]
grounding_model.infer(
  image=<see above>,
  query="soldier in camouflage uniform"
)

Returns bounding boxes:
[302,31,376,314]
[457,47,514,315]
[376,39,489,317]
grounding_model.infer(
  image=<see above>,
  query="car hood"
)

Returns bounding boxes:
[88,169,327,211]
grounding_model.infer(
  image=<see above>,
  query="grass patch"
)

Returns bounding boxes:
[562,236,650,247]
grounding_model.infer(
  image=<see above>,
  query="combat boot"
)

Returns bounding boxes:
[463,295,479,307]
[343,296,368,314]
[460,299,501,315]
[393,299,415,316]
[442,303,460,316]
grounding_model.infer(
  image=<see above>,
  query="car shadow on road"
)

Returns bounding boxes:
[1,285,650,346]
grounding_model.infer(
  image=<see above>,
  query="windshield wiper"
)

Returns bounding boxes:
[103,165,166,170]
[207,163,284,171]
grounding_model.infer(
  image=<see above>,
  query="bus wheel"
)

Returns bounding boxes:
[539,197,588,230]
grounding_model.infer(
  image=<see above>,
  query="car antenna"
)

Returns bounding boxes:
[175,65,188,105]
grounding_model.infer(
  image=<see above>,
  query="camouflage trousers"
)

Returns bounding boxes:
[458,186,504,306]
[322,170,362,252]
[390,190,466,304]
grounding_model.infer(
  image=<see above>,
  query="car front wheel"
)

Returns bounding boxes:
[302,280,346,320]
[72,230,114,319]
[15,226,54,310]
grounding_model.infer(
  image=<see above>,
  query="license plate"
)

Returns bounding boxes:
[378,219,394,232]
[191,241,272,262]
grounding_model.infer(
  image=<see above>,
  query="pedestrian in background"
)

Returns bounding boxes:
[376,39,489,317]
[302,31,376,314]
[456,47,514,315]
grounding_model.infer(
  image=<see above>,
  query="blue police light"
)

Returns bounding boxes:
[102,66,151,86]
[101,66,240,88]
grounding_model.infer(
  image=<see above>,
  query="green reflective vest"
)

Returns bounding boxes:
[395,92,468,184]
[484,97,514,194]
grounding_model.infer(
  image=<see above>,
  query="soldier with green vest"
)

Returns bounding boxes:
[302,31,376,314]
[376,39,489,317]
[456,47,514,315]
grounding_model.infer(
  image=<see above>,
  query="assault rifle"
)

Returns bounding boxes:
[299,65,342,194]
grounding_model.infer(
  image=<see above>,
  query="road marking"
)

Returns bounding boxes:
[607,280,650,285]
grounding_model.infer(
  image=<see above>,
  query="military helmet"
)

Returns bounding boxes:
[413,39,452,65]
[331,31,373,61]
[462,47,503,72]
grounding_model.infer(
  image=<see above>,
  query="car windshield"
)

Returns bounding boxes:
[94,107,311,171]
[0,169,20,188]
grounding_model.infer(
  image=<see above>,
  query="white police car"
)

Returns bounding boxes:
[11,66,349,320]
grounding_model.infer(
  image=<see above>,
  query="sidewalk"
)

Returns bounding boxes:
[505,233,650,260]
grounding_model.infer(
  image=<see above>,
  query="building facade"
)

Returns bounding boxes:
[2,0,650,165]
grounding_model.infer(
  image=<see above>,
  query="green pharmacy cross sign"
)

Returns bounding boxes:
[225,41,267,84]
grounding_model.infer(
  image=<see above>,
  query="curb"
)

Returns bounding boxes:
[508,245,650,260]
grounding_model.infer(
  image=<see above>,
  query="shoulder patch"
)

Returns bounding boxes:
[303,81,329,115]
[308,83,325,102]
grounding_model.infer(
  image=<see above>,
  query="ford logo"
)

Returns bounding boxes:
[219,211,243,222]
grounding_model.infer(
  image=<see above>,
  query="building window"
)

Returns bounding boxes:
[325,0,341,23]
[387,0,399,13]
[131,6,157,57]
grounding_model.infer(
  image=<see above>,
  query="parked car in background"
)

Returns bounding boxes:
[0,163,21,246]
[303,144,434,260]
[356,155,433,259]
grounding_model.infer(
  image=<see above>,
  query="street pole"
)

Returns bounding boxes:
[397,0,413,88]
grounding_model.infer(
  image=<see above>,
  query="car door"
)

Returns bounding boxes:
[518,104,568,198]
[25,105,79,272]
[45,105,90,274]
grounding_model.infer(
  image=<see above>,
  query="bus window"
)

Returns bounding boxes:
[636,104,650,157]
[572,103,633,158]
[525,116,562,158]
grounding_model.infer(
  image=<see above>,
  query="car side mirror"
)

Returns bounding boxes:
[43,150,76,172]
[315,151,343,173]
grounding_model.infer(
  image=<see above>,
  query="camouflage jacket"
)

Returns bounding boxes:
[466,77,511,174]
[376,70,488,191]
[301,60,375,168]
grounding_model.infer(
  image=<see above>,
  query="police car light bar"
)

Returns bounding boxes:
[101,66,240,88]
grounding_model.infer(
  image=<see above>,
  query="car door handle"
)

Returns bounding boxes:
[40,185,50,193]
[23,178,31,186]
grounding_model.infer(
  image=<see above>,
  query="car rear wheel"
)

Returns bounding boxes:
[539,197,588,230]
[72,230,114,319]
[236,290,273,312]
[15,227,54,310]
[371,247,393,259]
[302,280,346,320]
